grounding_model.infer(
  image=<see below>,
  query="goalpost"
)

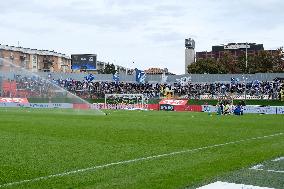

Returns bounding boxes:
[104,94,148,110]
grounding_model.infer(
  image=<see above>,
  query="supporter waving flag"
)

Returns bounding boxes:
[113,73,120,84]
[84,73,95,82]
[135,68,146,83]
[231,77,240,85]
[253,80,260,87]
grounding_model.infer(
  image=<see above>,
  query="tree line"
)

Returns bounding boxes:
[98,63,117,74]
[187,48,284,74]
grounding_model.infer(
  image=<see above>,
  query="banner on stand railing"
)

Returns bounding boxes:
[0,98,29,103]
[0,103,72,109]
[202,105,284,115]
[159,99,188,105]
[199,95,270,100]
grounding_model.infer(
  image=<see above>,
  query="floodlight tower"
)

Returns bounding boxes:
[185,38,195,74]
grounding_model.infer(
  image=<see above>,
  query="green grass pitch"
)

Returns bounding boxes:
[0,108,283,189]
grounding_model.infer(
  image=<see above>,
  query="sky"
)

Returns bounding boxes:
[0,0,283,74]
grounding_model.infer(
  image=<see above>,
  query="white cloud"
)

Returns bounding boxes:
[0,0,283,74]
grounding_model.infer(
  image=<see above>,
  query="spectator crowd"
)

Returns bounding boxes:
[1,75,283,100]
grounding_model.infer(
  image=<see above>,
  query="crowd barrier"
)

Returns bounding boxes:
[0,102,283,114]
[0,102,73,109]
[199,95,270,100]
[202,105,284,115]
[92,103,148,110]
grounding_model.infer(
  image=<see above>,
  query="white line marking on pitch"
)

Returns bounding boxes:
[250,156,284,173]
[271,157,284,162]
[250,164,264,170]
[250,168,284,174]
[0,132,283,188]
[197,181,275,189]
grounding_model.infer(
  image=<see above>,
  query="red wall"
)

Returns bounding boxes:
[148,104,159,110]
[185,105,203,112]
[73,104,90,109]
[173,105,202,112]
[173,105,185,111]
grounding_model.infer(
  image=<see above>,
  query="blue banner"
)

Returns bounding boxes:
[84,73,95,82]
[113,73,120,84]
[135,68,146,83]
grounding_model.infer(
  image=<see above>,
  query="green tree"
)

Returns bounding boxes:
[188,58,226,74]
[272,47,284,72]
[187,62,200,74]
[98,63,117,74]
[188,48,284,74]
[236,53,256,74]
[254,51,274,73]
[219,51,238,73]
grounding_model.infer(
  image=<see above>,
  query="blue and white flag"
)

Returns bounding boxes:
[176,76,191,86]
[113,73,120,84]
[66,78,73,82]
[84,73,95,82]
[48,73,52,79]
[231,78,239,85]
[253,80,260,87]
[31,75,38,81]
[161,72,168,83]
[135,69,146,83]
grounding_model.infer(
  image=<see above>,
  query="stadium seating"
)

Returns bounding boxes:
[1,75,283,101]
